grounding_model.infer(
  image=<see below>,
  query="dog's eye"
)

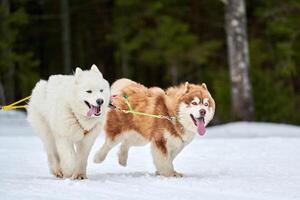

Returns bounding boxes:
[100,89,104,93]
[204,102,209,106]
[191,102,197,106]
[86,90,92,94]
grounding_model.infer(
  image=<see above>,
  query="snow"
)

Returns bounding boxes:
[0,111,300,200]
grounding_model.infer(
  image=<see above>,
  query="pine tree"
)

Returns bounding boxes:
[0,0,38,103]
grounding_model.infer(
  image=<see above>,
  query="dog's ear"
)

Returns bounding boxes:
[201,83,207,90]
[91,64,103,78]
[75,67,83,80]
[183,82,190,94]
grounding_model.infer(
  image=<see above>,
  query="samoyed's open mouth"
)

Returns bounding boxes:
[190,114,206,136]
[84,101,101,117]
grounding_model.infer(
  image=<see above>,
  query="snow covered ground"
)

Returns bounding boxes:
[0,111,300,200]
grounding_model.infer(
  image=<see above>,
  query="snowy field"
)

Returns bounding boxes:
[0,111,300,200]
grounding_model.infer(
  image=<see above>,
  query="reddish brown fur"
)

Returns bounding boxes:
[105,81,215,155]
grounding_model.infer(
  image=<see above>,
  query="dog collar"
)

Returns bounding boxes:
[71,111,95,135]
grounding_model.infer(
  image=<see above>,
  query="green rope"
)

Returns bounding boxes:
[112,94,177,122]
[123,95,133,112]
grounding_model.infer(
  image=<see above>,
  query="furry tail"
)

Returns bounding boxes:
[111,78,136,96]
[27,80,47,111]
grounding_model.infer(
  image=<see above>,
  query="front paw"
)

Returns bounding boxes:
[60,161,75,178]
[156,171,183,177]
[172,171,183,177]
[72,173,87,180]
[93,151,106,163]
[118,154,128,167]
[51,168,63,179]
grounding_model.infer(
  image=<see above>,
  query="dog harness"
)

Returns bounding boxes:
[71,111,96,135]
[109,94,177,122]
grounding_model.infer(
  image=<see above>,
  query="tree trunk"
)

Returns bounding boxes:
[225,0,254,120]
[1,0,15,103]
[60,0,72,74]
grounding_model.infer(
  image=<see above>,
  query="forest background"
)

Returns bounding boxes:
[0,0,299,125]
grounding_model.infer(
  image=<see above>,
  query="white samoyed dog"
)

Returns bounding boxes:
[27,64,110,179]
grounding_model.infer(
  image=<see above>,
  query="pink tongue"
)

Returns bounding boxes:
[196,119,206,136]
[87,106,98,117]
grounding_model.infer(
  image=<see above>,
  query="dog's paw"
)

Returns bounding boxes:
[172,171,183,177]
[156,171,183,178]
[118,153,128,167]
[72,173,87,180]
[118,157,127,167]
[59,157,76,178]
[52,169,63,179]
[60,166,74,178]
[93,152,106,163]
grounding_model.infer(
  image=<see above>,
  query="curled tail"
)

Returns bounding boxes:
[27,80,47,112]
[111,78,137,96]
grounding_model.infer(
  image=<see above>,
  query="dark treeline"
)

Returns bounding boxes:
[0,0,299,125]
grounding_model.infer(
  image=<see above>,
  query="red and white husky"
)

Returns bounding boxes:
[94,78,215,177]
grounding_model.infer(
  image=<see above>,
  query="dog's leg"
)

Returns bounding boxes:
[168,148,183,177]
[118,142,130,167]
[163,139,184,177]
[93,136,121,163]
[40,133,62,178]
[55,137,76,178]
[27,111,62,178]
[151,140,182,177]
[72,131,98,180]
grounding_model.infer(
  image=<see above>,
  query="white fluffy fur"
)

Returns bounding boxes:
[27,65,110,179]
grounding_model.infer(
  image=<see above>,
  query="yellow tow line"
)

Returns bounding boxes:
[0,96,31,111]
[110,95,177,122]
[0,94,177,122]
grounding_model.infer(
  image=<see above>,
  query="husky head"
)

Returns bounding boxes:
[73,64,110,118]
[169,82,215,136]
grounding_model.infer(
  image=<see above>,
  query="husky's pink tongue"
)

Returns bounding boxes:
[196,119,206,136]
[87,106,98,117]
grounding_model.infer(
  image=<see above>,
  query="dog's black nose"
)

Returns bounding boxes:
[96,99,104,106]
[200,109,206,116]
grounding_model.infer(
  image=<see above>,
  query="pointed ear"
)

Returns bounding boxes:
[183,82,190,94]
[91,64,103,78]
[201,83,207,90]
[75,67,83,80]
